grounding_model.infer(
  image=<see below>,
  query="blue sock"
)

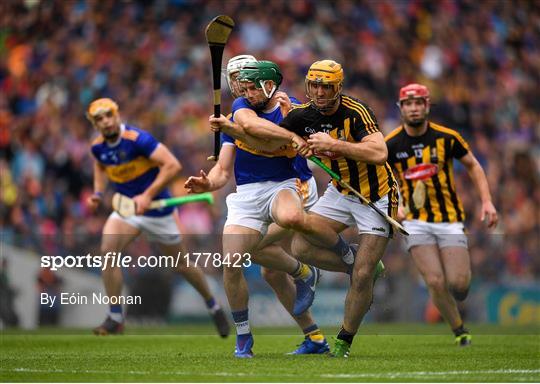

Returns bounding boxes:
[302,324,319,335]
[109,305,123,322]
[330,235,349,257]
[205,297,219,313]
[231,309,250,335]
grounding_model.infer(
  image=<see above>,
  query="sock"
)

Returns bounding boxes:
[452,323,468,337]
[231,309,250,335]
[330,235,350,258]
[337,326,355,345]
[109,304,123,323]
[205,297,220,314]
[291,261,311,280]
[303,324,325,343]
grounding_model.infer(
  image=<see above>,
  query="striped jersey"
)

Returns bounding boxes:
[385,122,470,223]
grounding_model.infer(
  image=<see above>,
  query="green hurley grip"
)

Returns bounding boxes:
[162,193,214,207]
[309,156,341,181]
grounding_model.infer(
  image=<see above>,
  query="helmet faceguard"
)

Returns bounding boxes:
[237,60,283,104]
[305,60,343,112]
[225,54,257,98]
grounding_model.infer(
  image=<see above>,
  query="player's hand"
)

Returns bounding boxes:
[291,135,312,157]
[86,193,102,213]
[184,170,211,193]
[209,114,232,133]
[275,91,292,117]
[307,132,336,153]
[133,193,152,215]
[481,200,498,229]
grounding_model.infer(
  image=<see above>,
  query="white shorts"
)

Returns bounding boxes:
[310,183,394,238]
[402,220,468,250]
[225,177,314,235]
[110,211,181,245]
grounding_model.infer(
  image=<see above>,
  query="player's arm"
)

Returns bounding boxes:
[132,144,181,214]
[235,108,303,146]
[87,160,108,212]
[307,131,388,165]
[209,114,283,151]
[144,144,182,199]
[210,112,308,154]
[458,152,498,228]
[184,144,235,193]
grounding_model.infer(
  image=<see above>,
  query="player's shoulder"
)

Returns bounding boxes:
[232,97,252,111]
[122,125,144,141]
[340,94,375,117]
[385,125,405,143]
[91,135,104,146]
[283,102,312,124]
[429,122,465,140]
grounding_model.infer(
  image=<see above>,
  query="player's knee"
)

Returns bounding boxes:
[449,274,471,301]
[350,265,373,291]
[425,274,447,294]
[450,287,469,302]
[276,211,305,231]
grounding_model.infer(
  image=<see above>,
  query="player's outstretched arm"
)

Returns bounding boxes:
[307,131,388,165]
[185,144,235,193]
[459,152,498,228]
[208,114,282,152]
[208,114,247,141]
[235,108,297,145]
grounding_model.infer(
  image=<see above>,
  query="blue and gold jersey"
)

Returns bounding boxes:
[91,124,173,217]
[223,97,312,186]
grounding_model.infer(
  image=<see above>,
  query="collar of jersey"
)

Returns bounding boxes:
[105,124,126,148]
[262,102,280,114]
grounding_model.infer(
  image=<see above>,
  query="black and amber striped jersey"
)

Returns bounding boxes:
[280,94,398,203]
[385,122,470,223]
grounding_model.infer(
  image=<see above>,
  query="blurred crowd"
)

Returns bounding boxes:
[1,0,539,284]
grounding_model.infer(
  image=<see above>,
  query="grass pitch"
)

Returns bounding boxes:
[1,324,538,382]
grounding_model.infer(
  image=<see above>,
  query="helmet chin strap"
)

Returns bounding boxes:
[259,80,277,99]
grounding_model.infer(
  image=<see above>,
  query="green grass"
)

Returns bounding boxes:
[1,324,539,382]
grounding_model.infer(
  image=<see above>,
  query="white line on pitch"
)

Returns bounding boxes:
[3,367,540,379]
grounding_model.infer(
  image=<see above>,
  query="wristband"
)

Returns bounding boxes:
[93,191,104,199]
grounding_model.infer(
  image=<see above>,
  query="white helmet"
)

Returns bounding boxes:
[226,54,257,98]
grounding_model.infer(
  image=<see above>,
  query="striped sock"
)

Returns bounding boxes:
[291,261,311,280]
[303,324,325,343]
